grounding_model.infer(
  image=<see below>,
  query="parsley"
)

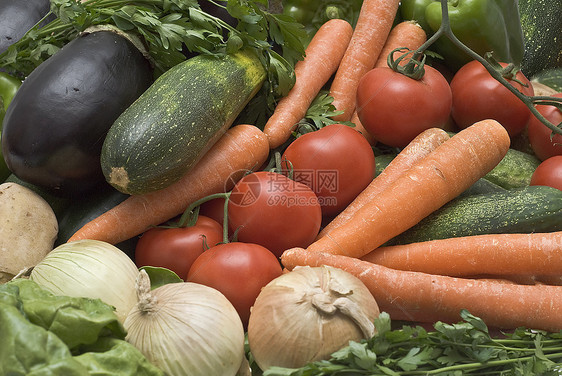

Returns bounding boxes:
[279,90,353,138]
[0,0,307,121]
[256,310,562,376]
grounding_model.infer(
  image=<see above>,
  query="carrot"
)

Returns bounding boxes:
[68,124,270,245]
[374,20,427,68]
[317,127,449,238]
[329,0,401,121]
[281,247,562,332]
[263,19,353,149]
[307,119,510,258]
[361,232,562,277]
[350,110,377,145]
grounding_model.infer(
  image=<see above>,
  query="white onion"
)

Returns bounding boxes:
[124,270,245,376]
[248,265,380,371]
[30,239,139,323]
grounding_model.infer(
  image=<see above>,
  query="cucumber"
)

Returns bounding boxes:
[482,148,540,189]
[101,49,266,195]
[458,178,506,198]
[387,185,562,245]
[518,0,562,77]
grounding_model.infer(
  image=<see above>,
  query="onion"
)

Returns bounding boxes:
[30,239,139,323]
[247,265,380,370]
[124,270,245,376]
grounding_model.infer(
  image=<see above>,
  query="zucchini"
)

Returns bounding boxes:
[1,30,153,197]
[518,0,562,77]
[387,185,562,245]
[101,49,266,195]
[482,148,540,189]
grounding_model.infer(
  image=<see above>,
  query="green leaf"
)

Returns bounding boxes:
[4,279,125,350]
[0,304,90,376]
[140,266,183,289]
[74,338,165,376]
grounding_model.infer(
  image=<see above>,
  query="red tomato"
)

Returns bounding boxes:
[450,60,534,137]
[227,171,322,257]
[356,65,452,147]
[187,242,283,327]
[134,215,223,280]
[527,92,562,161]
[530,156,562,191]
[281,123,376,217]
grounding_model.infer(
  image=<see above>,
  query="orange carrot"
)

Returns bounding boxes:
[281,247,562,331]
[329,0,401,121]
[68,124,270,245]
[350,111,377,145]
[361,232,562,277]
[307,119,510,258]
[374,20,427,68]
[263,19,353,149]
[318,127,449,238]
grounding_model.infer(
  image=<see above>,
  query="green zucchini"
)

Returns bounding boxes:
[387,185,562,245]
[482,148,540,189]
[518,0,562,77]
[101,49,266,195]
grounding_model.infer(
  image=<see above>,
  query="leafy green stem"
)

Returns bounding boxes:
[411,0,562,137]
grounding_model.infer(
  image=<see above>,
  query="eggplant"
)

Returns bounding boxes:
[1,30,153,197]
[0,0,55,54]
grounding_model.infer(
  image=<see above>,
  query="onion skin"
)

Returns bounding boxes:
[30,239,139,323]
[124,274,245,376]
[248,265,380,371]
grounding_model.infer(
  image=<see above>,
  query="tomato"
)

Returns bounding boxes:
[450,60,534,137]
[281,123,376,217]
[134,215,223,280]
[527,92,562,161]
[530,156,562,191]
[356,65,452,147]
[187,242,283,326]
[227,171,322,257]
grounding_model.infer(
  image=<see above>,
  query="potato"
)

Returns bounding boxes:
[0,182,58,283]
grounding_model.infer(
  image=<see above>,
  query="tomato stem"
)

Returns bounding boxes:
[403,0,562,137]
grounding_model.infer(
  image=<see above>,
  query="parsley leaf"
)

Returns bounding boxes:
[258,310,562,376]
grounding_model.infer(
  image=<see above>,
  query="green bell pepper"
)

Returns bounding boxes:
[400,0,525,71]
[283,0,363,45]
[0,71,21,124]
[0,71,21,182]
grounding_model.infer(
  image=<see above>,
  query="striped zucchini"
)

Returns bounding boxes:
[101,49,266,195]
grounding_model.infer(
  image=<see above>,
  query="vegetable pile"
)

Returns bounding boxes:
[1,0,562,375]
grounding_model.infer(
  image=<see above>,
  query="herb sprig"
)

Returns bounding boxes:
[258,310,562,376]
[0,0,307,121]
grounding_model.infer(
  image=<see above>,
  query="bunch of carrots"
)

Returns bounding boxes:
[69,0,562,332]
